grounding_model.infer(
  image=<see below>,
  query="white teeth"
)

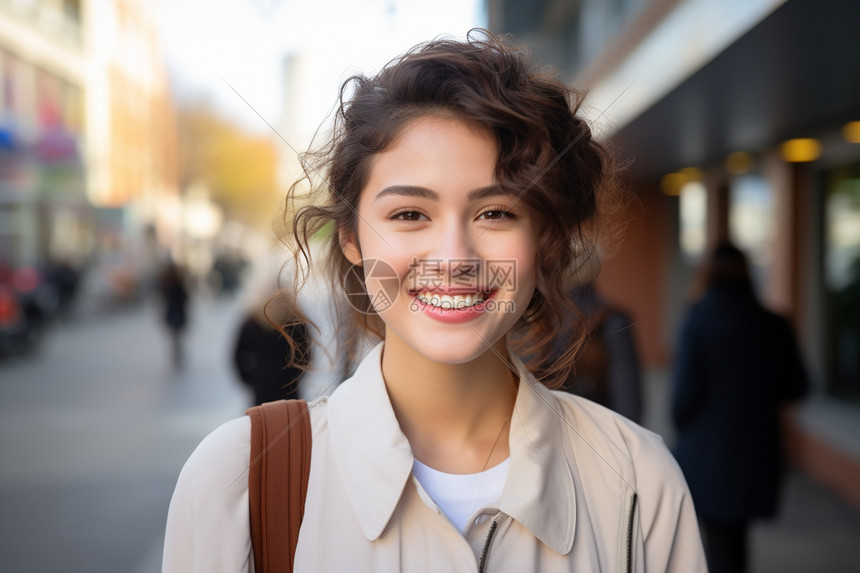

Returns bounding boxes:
[415,291,487,309]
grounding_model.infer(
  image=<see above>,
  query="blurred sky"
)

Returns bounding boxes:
[155,0,486,134]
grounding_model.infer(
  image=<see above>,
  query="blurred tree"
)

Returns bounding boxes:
[177,101,280,226]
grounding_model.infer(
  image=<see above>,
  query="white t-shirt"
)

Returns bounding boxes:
[412,458,510,532]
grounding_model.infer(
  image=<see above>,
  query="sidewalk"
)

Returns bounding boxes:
[0,293,252,573]
[642,369,860,573]
[753,469,860,572]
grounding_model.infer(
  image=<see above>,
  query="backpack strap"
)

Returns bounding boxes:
[246,399,312,572]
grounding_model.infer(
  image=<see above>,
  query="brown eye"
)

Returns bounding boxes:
[390,210,426,221]
[478,209,515,221]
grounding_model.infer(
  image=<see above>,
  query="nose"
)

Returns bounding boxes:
[431,216,478,261]
[409,217,481,290]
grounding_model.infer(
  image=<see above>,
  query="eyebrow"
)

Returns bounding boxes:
[374,185,508,202]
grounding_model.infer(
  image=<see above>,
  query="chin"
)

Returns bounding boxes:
[420,345,488,366]
[402,325,507,366]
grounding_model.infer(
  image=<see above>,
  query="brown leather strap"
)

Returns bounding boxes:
[247,399,312,573]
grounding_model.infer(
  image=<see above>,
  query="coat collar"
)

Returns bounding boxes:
[501,352,577,554]
[327,342,577,555]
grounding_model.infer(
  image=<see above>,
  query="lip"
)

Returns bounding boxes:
[409,286,494,296]
[410,289,497,324]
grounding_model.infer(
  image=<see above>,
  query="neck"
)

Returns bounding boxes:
[381,333,518,474]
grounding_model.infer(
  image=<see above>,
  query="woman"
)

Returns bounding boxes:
[672,242,808,573]
[163,31,705,572]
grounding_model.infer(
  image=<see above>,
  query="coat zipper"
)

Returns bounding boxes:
[625,492,638,573]
[478,519,499,573]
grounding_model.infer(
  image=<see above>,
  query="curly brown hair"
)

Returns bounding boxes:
[278,29,625,389]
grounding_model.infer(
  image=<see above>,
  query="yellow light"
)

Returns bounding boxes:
[661,172,686,196]
[679,167,703,182]
[843,121,860,143]
[780,138,821,162]
[725,151,753,174]
[661,167,703,195]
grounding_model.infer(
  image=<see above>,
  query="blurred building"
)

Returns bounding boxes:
[489,0,860,508]
[0,0,87,269]
[0,0,177,298]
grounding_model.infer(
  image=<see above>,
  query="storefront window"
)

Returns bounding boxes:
[729,172,774,295]
[824,163,860,406]
[679,180,707,264]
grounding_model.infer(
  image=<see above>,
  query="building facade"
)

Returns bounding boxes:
[0,0,177,298]
[0,0,87,269]
[489,0,860,507]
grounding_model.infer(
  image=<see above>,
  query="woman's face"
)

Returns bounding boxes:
[342,115,538,365]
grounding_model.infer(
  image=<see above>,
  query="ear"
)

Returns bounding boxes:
[339,226,362,266]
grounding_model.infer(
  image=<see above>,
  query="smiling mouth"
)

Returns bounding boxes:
[412,289,493,310]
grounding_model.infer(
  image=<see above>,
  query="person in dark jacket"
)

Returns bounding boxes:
[671,242,809,573]
[545,281,644,423]
[233,291,309,405]
[159,261,190,369]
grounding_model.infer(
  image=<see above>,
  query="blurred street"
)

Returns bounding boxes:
[2,0,858,571]
[0,295,252,573]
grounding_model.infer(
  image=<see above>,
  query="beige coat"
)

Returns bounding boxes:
[163,343,707,572]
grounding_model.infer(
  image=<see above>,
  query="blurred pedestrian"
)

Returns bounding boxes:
[546,281,643,423]
[159,261,189,369]
[212,251,248,296]
[233,283,309,406]
[45,258,81,319]
[671,242,809,573]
